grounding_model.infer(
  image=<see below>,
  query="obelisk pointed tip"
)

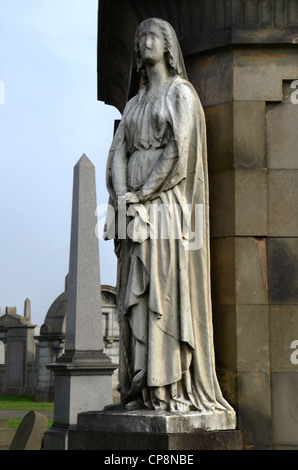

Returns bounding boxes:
[75,154,94,168]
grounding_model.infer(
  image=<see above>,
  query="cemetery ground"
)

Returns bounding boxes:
[0,396,53,430]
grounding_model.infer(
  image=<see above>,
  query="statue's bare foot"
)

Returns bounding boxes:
[104,402,124,411]
[125,400,146,411]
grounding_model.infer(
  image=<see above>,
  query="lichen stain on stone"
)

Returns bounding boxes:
[249,53,282,60]
[268,240,298,303]
[205,105,224,119]
[253,237,268,291]
[194,54,215,73]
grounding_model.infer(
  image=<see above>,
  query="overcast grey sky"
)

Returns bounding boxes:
[0,0,120,326]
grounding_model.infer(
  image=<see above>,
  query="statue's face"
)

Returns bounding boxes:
[138,23,165,66]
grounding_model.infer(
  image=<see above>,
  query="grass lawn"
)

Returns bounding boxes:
[8,417,53,430]
[0,395,54,411]
[0,395,54,430]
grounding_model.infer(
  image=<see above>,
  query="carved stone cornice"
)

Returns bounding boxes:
[98,0,298,112]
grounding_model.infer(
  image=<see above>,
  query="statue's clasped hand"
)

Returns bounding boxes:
[125,192,141,204]
[116,192,142,217]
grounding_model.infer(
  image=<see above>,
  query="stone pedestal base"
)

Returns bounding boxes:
[68,409,242,451]
[43,354,117,450]
[69,428,243,451]
[44,425,74,451]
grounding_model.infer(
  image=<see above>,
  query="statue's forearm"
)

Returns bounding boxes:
[137,140,179,202]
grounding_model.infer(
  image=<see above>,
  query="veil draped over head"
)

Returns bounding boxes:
[134,18,188,83]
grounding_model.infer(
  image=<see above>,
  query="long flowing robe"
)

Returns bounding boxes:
[105,75,233,412]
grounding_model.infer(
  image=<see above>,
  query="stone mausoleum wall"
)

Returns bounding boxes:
[97,0,298,449]
[197,46,298,450]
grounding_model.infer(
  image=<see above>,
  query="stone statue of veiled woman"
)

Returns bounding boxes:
[105,18,235,420]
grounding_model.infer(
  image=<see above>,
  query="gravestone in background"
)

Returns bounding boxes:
[1,304,37,396]
[9,411,47,451]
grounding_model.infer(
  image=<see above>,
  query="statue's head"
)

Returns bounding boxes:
[134,18,188,83]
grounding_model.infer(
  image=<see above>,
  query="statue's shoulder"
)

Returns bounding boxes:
[124,86,146,114]
[168,76,200,106]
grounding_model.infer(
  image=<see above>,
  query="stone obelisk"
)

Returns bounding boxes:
[44,154,116,451]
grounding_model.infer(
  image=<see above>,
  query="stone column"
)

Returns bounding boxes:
[44,155,116,450]
[35,338,57,402]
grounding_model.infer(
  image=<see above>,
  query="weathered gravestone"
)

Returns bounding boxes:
[0,418,16,450]
[9,411,48,451]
